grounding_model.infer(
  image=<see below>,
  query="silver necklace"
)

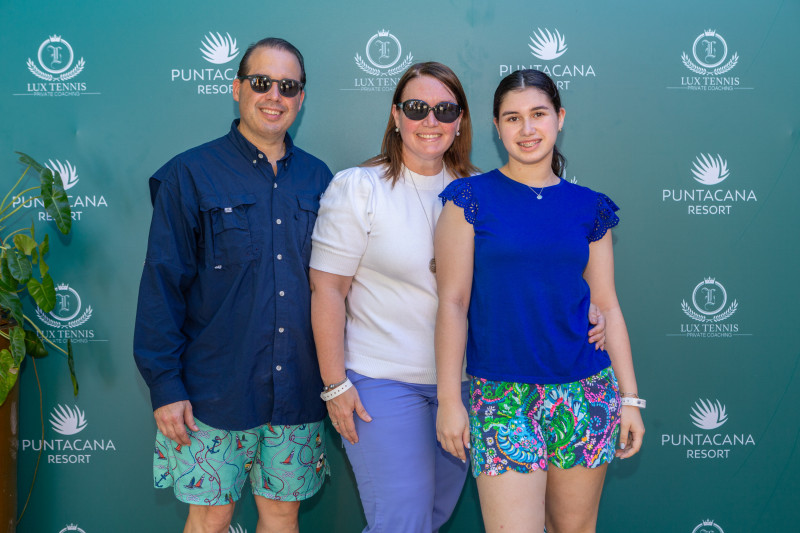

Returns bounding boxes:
[528,185,544,200]
[408,167,445,274]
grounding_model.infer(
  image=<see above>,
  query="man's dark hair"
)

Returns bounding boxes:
[237,37,306,86]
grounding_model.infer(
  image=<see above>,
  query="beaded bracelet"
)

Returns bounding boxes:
[322,377,348,393]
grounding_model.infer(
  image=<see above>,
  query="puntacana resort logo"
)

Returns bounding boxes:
[59,525,87,533]
[229,525,247,533]
[17,35,97,97]
[692,519,725,533]
[22,403,116,464]
[171,32,240,95]
[662,153,756,215]
[345,29,413,92]
[661,400,754,460]
[34,282,106,345]
[13,157,108,222]
[498,27,596,90]
[668,29,751,91]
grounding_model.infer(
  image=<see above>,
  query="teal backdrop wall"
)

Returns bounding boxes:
[2,0,799,531]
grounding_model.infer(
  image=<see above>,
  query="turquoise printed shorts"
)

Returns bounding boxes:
[153,418,328,505]
[469,367,620,477]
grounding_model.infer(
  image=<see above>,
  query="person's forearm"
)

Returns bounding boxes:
[311,286,348,385]
[601,306,638,394]
[435,299,468,403]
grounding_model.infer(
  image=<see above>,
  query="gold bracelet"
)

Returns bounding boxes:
[620,392,639,398]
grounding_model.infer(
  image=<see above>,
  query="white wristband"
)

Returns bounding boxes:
[320,377,353,401]
[620,397,646,409]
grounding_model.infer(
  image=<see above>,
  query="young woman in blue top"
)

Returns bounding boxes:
[434,69,645,533]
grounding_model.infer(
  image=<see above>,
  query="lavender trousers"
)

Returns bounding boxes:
[343,370,470,533]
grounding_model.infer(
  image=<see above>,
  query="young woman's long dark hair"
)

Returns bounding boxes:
[363,62,479,184]
[493,69,566,177]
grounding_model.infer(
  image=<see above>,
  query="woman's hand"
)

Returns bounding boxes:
[436,399,471,462]
[615,405,645,459]
[326,386,371,445]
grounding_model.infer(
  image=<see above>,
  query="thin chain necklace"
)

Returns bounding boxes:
[528,184,545,200]
[408,166,445,274]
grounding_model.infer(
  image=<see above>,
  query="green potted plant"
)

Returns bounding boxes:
[0,152,77,530]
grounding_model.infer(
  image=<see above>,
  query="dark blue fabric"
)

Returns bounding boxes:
[134,120,332,430]
[439,170,618,384]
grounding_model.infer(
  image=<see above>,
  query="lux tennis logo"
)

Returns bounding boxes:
[667,277,750,339]
[16,34,98,97]
[668,29,752,91]
[347,29,413,93]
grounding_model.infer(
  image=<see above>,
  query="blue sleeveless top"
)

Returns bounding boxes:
[439,169,619,384]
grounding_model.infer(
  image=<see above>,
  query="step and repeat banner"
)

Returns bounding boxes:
[2,0,798,531]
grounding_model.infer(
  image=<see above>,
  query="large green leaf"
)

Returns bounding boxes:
[24,329,48,358]
[16,151,44,173]
[38,234,50,278]
[0,291,24,327]
[67,339,78,396]
[0,348,20,407]
[9,326,25,364]
[41,167,71,234]
[0,254,17,291]
[13,233,37,256]
[7,248,32,284]
[27,273,56,312]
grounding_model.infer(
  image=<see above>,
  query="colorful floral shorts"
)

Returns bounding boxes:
[153,418,328,505]
[469,367,620,477]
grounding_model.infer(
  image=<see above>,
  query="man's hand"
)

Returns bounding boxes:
[588,303,606,351]
[154,400,198,446]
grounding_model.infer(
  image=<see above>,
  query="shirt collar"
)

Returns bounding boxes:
[227,119,296,169]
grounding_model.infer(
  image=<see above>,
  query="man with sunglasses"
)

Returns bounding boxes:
[134,37,332,533]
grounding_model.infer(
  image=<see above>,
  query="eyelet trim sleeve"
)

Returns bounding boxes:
[439,179,478,225]
[588,194,620,242]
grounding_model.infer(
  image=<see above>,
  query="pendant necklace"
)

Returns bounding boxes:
[408,167,444,274]
[528,185,544,200]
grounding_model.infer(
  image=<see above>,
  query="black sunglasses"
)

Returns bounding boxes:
[238,75,304,97]
[396,99,462,123]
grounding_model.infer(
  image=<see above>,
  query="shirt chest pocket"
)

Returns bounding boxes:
[295,194,319,261]
[199,193,258,267]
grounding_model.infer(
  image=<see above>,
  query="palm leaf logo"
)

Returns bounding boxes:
[200,32,240,64]
[50,404,88,435]
[691,153,729,185]
[528,28,567,60]
[46,159,79,190]
[690,399,727,430]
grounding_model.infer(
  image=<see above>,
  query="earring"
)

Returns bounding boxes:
[456,130,460,137]
[395,127,399,133]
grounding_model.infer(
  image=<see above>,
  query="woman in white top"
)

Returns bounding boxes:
[309,62,604,532]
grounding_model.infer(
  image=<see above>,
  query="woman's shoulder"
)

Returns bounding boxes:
[561,179,616,204]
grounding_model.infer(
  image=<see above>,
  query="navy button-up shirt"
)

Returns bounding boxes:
[134,120,332,430]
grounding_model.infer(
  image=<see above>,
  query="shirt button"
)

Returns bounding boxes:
[258,153,264,159]
[273,183,278,189]
[278,327,285,333]
[276,218,282,224]
[277,254,282,260]
[279,291,285,297]
[252,159,257,164]
[276,365,282,371]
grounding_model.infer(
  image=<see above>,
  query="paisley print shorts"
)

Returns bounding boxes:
[468,367,620,477]
[153,418,328,504]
